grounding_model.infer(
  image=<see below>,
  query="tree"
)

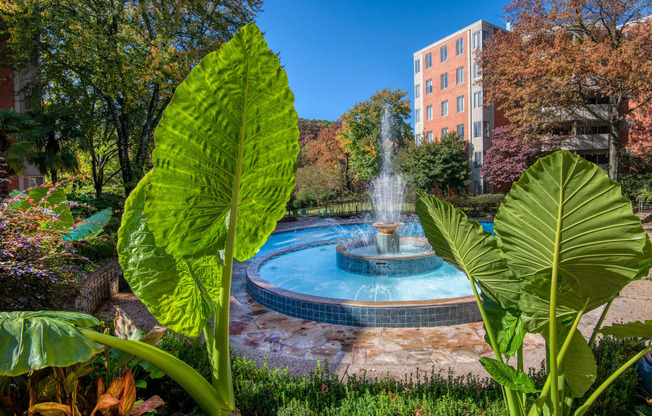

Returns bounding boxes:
[396,140,439,192]
[433,133,471,196]
[398,133,470,195]
[295,122,348,206]
[481,126,538,188]
[0,0,262,194]
[480,0,652,181]
[26,106,81,184]
[338,89,412,180]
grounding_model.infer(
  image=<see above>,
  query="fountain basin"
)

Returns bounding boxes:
[336,237,442,276]
[246,239,482,327]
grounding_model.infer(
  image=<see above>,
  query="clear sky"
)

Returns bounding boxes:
[255,0,510,121]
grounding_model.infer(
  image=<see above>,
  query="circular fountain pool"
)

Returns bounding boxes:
[246,222,491,327]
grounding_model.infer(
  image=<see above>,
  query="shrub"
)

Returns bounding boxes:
[0,186,87,310]
[152,332,649,416]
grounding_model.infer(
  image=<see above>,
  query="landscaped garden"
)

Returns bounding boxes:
[2,0,652,415]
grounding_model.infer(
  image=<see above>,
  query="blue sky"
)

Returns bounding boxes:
[256,0,510,121]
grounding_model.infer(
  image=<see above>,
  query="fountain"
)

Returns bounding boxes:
[244,105,484,327]
[335,105,441,276]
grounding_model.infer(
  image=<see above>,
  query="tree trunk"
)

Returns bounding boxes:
[608,102,621,182]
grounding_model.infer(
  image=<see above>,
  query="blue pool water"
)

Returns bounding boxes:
[253,222,494,302]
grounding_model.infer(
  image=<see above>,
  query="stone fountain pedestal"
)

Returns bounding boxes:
[373,222,402,255]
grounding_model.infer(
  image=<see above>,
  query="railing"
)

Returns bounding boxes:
[637,201,652,213]
[287,195,417,218]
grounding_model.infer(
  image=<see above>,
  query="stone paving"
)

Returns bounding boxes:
[100,218,652,379]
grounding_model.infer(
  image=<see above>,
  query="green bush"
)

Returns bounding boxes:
[150,333,650,416]
[443,194,505,217]
[74,235,116,261]
[620,173,652,202]
[67,187,126,222]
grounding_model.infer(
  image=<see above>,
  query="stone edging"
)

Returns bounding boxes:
[72,260,126,314]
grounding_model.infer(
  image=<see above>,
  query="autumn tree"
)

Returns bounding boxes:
[295,122,348,206]
[481,126,538,188]
[338,89,412,181]
[480,0,652,181]
[0,0,261,193]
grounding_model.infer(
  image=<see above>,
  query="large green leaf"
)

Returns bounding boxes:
[144,22,300,261]
[483,296,525,357]
[558,329,597,398]
[0,311,101,376]
[480,357,538,393]
[64,208,112,241]
[117,173,220,337]
[415,191,522,309]
[599,320,652,338]
[495,151,649,318]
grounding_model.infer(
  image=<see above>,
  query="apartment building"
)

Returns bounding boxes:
[0,37,44,192]
[413,20,506,195]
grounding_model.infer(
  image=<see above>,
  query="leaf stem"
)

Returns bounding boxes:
[588,299,612,348]
[529,299,588,416]
[573,345,652,416]
[469,278,521,415]
[549,178,566,415]
[82,330,225,416]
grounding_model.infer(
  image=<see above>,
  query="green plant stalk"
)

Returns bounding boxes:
[518,343,525,406]
[528,299,588,416]
[549,182,565,416]
[468,277,521,416]
[81,329,225,416]
[588,299,612,348]
[573,344,652,416]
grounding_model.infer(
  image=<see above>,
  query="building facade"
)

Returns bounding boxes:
[0,38,44,192]
[413,20,506,195]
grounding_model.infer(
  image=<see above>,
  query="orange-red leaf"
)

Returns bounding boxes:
[129,396,165,416]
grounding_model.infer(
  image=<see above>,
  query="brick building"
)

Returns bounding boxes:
[0,37,44,192]
[413,20,506,195]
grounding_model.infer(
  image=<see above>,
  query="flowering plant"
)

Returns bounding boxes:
[0,164,87,310]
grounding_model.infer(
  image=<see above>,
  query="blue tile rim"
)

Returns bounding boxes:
[246,239,482,328]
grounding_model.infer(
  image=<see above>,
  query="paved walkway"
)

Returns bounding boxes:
[100,218,652,380]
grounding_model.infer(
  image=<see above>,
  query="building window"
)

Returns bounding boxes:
[473,63,481,79]
[427,131,433,143]
[576,124,610,134]
[457,96,464,113]
[484,121,490,137]
[457,124,465,138]
[456,67,464,84]
[441,127,449,136]
[415,109,421,123]
[474,151,483,167]
[440,73,448,89]
[415,59,421,74]
[472,31,481,49]
[456,38,464,55]
[415,84,421,98]
[473,121,482,138]
[416,133,422,145]
[440,45,447,62]
[426,105,433,120]
[426,79,433,94]
[473,91,483,108]
[425,53,432,69]
[441,100,448,117]
[483,30,491,42]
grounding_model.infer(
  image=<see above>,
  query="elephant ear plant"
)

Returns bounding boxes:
[0,23,298,416]
[416,150,652,416]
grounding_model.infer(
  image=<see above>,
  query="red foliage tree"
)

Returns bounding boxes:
[482,127,537,189]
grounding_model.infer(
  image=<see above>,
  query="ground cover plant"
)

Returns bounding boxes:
[416,150,652,416]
